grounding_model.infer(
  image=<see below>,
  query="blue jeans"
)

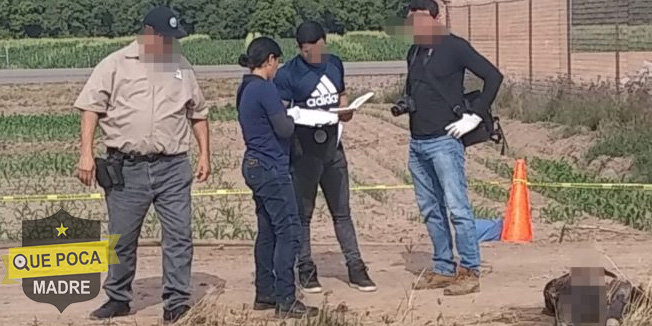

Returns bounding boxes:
[242,155,301,304]
[408,135,480,276]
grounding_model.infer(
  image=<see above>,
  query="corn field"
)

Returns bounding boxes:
[0,33,412,69]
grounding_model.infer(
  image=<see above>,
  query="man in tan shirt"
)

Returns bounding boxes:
[74,6,210,323]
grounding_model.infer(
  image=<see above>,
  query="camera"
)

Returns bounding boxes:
[390,96,415,117]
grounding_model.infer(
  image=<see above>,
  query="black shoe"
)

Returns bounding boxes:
[348,263,377,292]
[275,300,319,319]
[253,294,276,311]
[298,266,323,294]
[163,305,191,324]
[89,300,131,320]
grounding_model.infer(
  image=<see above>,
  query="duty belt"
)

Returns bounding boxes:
[106,148,187,162]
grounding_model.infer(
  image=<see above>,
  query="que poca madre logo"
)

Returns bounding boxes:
[1,209,120,313]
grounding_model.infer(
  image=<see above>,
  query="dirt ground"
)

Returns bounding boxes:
[1,239,652,326]
[1,77,650,325]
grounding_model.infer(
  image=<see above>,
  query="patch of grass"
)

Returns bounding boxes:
[0,149,235,180]
[472,205,501,219]
[475,157,513,180]
[622,281,652,326]
[490,74,652,183]
[349,172,389,204]
[188,198,255,240]
[0,105,238,142]
[208,104,238,122]
[495,78,649,131]
[586,126,652,182]
[528,157,652,231]
[0,152,78,177]
[540,203,583,224]
[175,289,366,326]
[470,180,509,203]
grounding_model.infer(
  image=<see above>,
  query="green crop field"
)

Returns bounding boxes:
[0,32,412,69]
[0,25,650,69]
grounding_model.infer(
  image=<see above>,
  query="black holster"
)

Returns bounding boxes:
[95,154,125,191]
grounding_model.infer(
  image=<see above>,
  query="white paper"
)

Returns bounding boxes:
[293,108,339,127]
[328,92,375,113]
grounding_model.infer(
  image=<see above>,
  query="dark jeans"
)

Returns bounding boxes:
[242,156,301,303]
[291,146,363,271]
[104,154,193,311]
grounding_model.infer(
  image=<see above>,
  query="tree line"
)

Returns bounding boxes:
[0,0,411,39]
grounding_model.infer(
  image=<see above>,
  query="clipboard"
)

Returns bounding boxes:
[328,92,375,113]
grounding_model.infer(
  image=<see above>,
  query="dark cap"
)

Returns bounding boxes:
[143,6,187,39]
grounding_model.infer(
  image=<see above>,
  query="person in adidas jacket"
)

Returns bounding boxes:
[273,20,377,294]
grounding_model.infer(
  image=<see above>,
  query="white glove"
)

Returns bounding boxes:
[287,106,301,121]
[445,113,482,139]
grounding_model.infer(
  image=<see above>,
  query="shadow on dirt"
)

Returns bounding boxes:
[399,251,495,276]
[131,272,226,312]
[399,250,432,275]
[465,307,554,326]
[311,251,350,284]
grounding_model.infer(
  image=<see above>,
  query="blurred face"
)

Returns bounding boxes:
[300,38,326,64]
[138,27,178,61]
[407,9,446,45]
[266,54,281,79]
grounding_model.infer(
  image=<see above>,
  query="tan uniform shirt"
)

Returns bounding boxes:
[74,40,208,155]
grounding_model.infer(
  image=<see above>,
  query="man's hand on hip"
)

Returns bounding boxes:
[445,113,482,139]
[195,154,211,183]
[77,154,96,187]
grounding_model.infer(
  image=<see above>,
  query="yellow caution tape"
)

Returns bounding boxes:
[0,185,416,203]
[526,181,652,191]
[1,180,651,203]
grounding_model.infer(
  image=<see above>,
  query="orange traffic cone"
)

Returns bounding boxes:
[501,159,533,243]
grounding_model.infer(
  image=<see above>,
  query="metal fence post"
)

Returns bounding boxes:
[495,2,500,68]
[468,5,472,42]
[529,0,533,88]
[566,0,572,79]
[615,22,621,94]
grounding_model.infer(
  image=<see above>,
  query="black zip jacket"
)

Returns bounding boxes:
[407,34,504,139]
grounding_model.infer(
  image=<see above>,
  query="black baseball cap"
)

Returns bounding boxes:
[143,6,187,39]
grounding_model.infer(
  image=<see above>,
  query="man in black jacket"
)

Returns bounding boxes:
[402,0,503,296]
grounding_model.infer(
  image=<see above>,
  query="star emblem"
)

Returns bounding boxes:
[56,223,69,237]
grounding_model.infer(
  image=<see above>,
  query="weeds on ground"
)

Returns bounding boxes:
[470,180,508,203]
[622,281,652,326]
[479,156,652,229]
[489,74,652,183]
[349,172,389,204]
[472,205,501,220]
[528,157,652,231]
[174,288,366,326]
[0,105,239,142]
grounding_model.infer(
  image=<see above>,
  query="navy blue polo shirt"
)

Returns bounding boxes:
[273,54,346,110]
[237,74,290,170]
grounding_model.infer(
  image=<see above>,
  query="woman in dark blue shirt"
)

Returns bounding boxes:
[236,37,317,319]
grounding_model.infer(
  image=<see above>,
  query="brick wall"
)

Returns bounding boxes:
[445,0,651,86]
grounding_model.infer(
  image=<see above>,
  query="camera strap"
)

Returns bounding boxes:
[403,45,420,97]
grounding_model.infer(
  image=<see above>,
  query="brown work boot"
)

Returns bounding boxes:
[443,268,480,296]
[412,270,456,290]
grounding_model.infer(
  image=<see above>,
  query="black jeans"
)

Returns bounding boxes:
[291,146,363,271]
[242,156,301,304]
